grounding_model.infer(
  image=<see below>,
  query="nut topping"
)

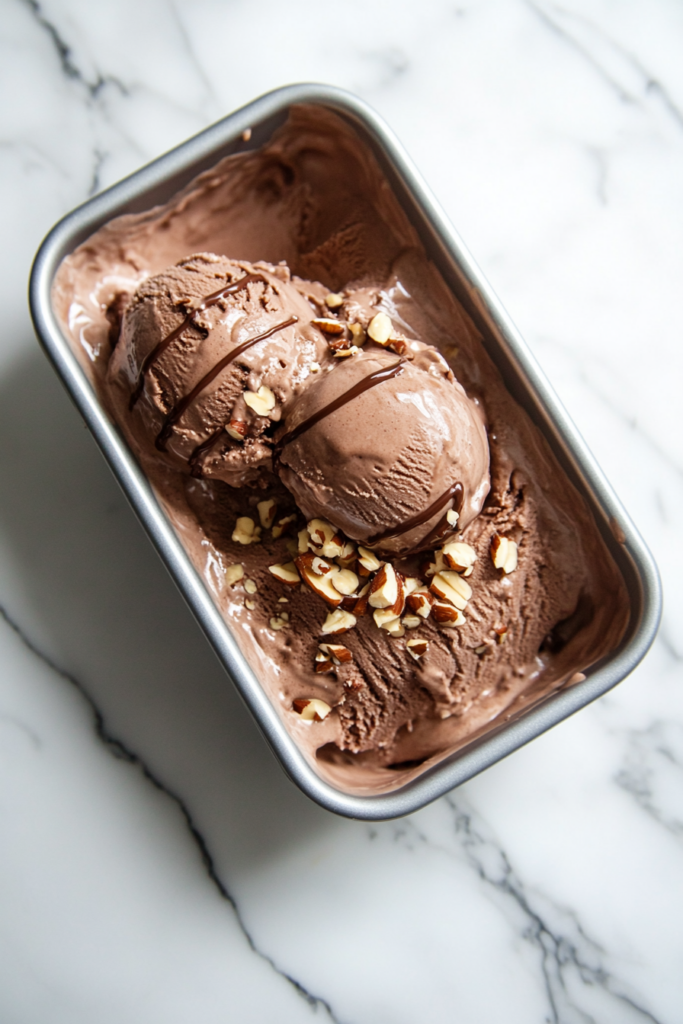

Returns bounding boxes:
[312,317,345,335]
[357,545,382,573]
[402,615,422,629]
[226,419,247,441]
[490,534,518,574]
[368,563,399,609]
[406,638,429,660]
[244,579,257,595]
[257,498,277,529]
[324,293,344,309]
[225,563,245,586]
[333,345,360,358]
[269,614,288,631]
[348,323,366,345]
[272,513,297,539]
[442,540,477,573]
[332,569,360,595]
[367,312,393,344]
[268,562,301,586]
[243,385,276,417]
[446,509,460,527]
[337,540,357,568]
[406,587,434,619]
[296,553,342,606]
[297,528,310,554]
[431,600,465,626]
[372,608,405,636]
[232,516,261,545]
[311,555,334,575]
[321,609,357,635]
[319,643,353,664]
[430,571,472,610]
[307,519,345,559]
[292,698,332,721]
[344,581,371,617]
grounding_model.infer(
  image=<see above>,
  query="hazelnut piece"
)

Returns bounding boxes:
[292,698,332,721]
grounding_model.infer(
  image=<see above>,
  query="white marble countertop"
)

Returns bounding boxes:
[1,1,681,1020]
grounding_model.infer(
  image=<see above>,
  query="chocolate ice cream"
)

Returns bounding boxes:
[51,104,630,795]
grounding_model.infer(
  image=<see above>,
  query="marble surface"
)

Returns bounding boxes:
[1,0,681,1020]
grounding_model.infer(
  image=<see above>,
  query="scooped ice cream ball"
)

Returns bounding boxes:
[107,253,331,486]
[276,346,490,555]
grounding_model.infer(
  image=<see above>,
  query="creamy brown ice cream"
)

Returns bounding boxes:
[277,345,490,555]
[51,104,630,795]
[108,253,332,487]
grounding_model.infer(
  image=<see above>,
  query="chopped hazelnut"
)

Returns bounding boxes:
[490,534,518,574]
[269,615,288,631]
[307,518,345,558]
[336,540,357,568]
[244,385,276,417]
[368,564,399,609]
[244,579,257,595]
[232,516,261,545]
[268,562,301,586]
[292,698,332,721]
[372,607,405,636]
[430,571,472,610]
[321,608,357,635]
[406,638,429,660]
[225,563,245,586]
[324,293,344,309]
[431,600,465,626]
[348,323,366,345]
[357,545,382,572]
[226,419,247,441]
[333,345,360,358]
[319,643,353,664]
[406,587,434,619]
[257,498,277,529]
[312,317,345,335]
[332,569,360,595]
[367,312,393,344]
[297,528,310,554]
[272,513,297,539]
[297,554,342,606]
[441,540,477,573]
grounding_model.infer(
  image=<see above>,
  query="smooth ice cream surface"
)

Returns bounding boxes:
[52,104,630,795]
[277,346,490,555]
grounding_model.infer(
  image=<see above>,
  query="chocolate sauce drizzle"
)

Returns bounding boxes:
[368,480,464,546]
[273,361,406,466]
[156,315,298,452]
[129,272,269,410]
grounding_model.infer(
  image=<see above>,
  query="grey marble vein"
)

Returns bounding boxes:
[0,601,345,1024]
[395,798,664,1024]
[615,721,683,840]
[20,0,129,101]
[528,1,683,130]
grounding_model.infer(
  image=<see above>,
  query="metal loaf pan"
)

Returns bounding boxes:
[29,84,661,819]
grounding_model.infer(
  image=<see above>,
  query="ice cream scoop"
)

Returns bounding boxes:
[276,345,490,555]
[107,254,331,486]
